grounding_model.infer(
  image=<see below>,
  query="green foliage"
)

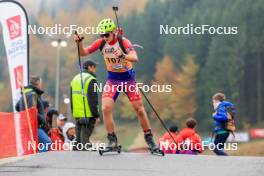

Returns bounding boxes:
[122,0,264,130]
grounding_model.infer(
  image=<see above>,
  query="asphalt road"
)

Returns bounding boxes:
[0,151,264,176]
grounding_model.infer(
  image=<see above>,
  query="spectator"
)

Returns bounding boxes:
[42,100,50,114]
[15,75,51,152]
[212,92,235,156]
[158,125,180,154]
[177,118,203,154]
[63,122,76,151]
[70,59,100,150]
[46,108,59,131]
[49,114,67,151]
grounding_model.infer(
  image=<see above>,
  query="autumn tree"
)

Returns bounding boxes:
[151,56,177,120]
[173,55,199,121]
[151,55,199,124]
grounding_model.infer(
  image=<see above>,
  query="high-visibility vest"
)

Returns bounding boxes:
[70,72,96,118]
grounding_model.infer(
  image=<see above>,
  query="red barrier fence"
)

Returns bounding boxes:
[0,108,38,158]
[250,129,264,139]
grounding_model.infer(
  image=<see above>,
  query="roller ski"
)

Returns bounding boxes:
[99,133,122,155]
[145,132,165,156]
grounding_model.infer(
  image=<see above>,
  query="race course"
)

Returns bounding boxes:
[1,151,264,176]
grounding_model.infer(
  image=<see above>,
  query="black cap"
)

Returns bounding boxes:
[47,108,59,118]
[82,59,98,70]
[169,125,178,133]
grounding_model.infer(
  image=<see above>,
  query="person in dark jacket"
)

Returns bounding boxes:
[42,100,51,131]
[42,100,50,114]
[46,108,59,130]
[212,92,234,156]
[70,59,100,150]
[15,75,51,152]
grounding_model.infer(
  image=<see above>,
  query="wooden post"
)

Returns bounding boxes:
[18,71,36,154]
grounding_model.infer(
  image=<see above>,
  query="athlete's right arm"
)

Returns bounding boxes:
[74,34,103,56]
[78,42,88,56]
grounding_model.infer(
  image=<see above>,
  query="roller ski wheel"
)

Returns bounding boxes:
[144,132,164,156]
[149,147,165,156]
[99,145,122,156]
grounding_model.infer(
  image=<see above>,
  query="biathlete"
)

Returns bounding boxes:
[74,18,159,152]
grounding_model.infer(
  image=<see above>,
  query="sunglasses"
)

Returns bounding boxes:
[100,33,111,38]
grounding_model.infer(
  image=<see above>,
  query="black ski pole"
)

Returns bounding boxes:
[74,31,87,118]
[139,88,178,145]
[123,45,177,145]
[122,58,178,145]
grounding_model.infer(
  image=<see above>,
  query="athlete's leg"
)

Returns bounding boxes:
[102,97,115,133]
[102,79,120,133]
[125,79,151,130]
[126,80,159,150]
[130,99,159,149]
[102,97,119,148]
[130,99,151,130]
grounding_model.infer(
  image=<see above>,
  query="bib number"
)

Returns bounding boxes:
[106,57,122,64]
[106,57,124,70]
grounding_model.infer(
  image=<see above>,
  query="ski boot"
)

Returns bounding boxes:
[99,132,122,155]
[144,132,164,156]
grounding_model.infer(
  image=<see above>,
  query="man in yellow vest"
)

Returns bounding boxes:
[70,59,100,150]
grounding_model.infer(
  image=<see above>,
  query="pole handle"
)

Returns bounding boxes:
[74,31,84,42]
[112,6,120,28]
